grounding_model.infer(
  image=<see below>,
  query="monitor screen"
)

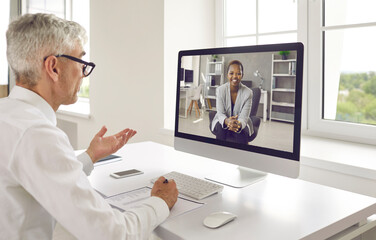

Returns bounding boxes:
[184,69,194,83]
[174,43,304,186]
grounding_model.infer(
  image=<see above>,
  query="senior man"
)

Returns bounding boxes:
[0,13,178,240]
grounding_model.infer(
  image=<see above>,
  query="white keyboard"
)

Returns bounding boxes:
[151,171,224,200]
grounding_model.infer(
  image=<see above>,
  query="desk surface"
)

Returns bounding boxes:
[88,141,376,240]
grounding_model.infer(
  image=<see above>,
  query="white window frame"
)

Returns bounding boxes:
[307,0,376,145]
[219,0,300,47]
[217,0,308,129]
[17,0,91,118]
[0,1,10,87]
[22,0,71,19]
[218,0,376,145]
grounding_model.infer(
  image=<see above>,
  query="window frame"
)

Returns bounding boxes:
[218,0,376,145]
[307,0,376,145]
[217,0,308,129]
[18,0,91,118]
[219,0,299,47]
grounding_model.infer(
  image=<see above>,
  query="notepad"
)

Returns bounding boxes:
[94,154,122,166]
[106,187,204,219]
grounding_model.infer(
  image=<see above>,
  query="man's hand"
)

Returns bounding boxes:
[151,177,178,210]
[86,126,137,163]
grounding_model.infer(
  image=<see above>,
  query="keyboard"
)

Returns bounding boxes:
[151,171,224,200]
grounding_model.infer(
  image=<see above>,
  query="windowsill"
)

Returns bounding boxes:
[300,135,376,181]
[56,97,91,119]
[160,128,376,181]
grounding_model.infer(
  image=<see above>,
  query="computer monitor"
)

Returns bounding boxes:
[174,42,304,187]
[184,69,194,83]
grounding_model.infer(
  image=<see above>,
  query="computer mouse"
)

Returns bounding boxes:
[203,211,237,229]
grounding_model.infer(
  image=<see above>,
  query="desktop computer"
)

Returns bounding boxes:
[174,42,304,187]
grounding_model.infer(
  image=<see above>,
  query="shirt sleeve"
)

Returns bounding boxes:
[12,124,169,240]
[237,88,252,132]
[77,152,94,176]
[216,85,229,128]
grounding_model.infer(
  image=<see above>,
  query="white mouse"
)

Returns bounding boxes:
[203,212,237,229]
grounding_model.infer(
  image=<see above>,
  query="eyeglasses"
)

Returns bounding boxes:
[44,54,96,77]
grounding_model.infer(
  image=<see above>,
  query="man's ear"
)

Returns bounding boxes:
[44,56,60,82]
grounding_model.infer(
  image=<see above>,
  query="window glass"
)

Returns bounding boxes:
[28,0,65,18]
[324,0,376,27]
[0,1,10,88]
[72,0,90,98]
[45,0,65,13]
[258,33,297,45]
[324,26,376,125]
[226,36,256,47]
[225,0,256,36]
[27,0,44,10]
[258,0,297,33]
[223,0,297,45]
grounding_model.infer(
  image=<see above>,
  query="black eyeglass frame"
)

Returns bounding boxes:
[44,54,96,77]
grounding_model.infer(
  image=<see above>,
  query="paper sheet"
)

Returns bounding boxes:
[105,187,204,219]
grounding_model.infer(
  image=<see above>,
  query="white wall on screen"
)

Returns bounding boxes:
[182,56,200,87]
[192,56,200,87]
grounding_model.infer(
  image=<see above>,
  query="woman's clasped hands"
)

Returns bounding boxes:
[226,115,242,133]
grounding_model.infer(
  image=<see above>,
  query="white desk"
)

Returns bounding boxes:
[89,142,376,240]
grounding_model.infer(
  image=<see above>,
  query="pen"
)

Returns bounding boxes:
[163,179,169,184]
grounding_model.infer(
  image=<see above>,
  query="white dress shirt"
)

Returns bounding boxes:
[0,86,169,240]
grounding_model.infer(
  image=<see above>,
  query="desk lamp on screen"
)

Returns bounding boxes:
[174,42,304,188]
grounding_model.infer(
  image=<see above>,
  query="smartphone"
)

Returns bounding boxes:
[110,169,143,179]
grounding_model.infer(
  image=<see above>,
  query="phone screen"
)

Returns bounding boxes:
[115,169,142,176]
[110,169,143,178]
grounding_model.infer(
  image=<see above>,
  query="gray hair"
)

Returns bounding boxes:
[6,13,87,86]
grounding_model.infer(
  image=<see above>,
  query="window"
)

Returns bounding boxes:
[218,0,376,144]
[0,1,10,92]
[25,0,66,18]
[24,0,91,116]
[222,0,298,47]
[308,0,376,144]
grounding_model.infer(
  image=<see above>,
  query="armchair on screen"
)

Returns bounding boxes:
[209,87,261,143]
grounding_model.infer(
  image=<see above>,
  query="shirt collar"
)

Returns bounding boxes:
[9,86,57,126]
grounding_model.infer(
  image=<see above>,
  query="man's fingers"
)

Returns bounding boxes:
[118,130,137,146]
[95,126,107,138]
[114,128,130,138]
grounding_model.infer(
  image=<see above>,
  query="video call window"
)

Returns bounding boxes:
[176,45,303,161]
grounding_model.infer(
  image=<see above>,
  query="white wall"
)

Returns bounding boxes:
[164,0,216,132]
[58,0,165,149]
[57,0,217,149]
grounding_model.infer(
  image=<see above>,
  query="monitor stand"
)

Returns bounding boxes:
[205,166,267,188]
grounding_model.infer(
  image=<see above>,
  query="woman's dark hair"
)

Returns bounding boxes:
[226,60,244,77]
